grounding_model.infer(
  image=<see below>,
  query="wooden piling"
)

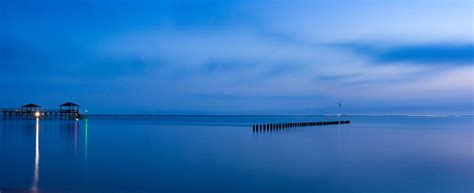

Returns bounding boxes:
[252,120,351,131]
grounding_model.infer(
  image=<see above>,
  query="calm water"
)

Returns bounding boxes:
[1,116,472,193]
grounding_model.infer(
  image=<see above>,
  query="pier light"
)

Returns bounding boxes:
[35,112,40,118]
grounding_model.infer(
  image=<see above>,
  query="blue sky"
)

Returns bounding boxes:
[0,0,473,115]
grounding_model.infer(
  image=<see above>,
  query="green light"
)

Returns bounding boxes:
[85,119,88,161]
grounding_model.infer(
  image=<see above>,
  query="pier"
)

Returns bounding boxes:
[1,102,83,120]
[1,103,351,128]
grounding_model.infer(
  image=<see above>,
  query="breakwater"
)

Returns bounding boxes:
[252,120,350,132]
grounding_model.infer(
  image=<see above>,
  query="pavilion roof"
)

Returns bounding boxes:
[60,102,79,107]
[22,103,41,108]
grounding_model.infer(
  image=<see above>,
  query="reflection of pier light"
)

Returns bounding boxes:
[74,120,78,156]
[32,118,40,192]
[85,119,88,162]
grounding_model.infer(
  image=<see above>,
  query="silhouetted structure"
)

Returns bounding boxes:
[1,102,83,120]
[60,102,79,111]
[21,103,41,112]
[59,102,81,120]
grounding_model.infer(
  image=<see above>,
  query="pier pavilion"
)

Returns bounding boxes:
[21,103,41,112]
[60,102,80,112]
[60,102,81,119]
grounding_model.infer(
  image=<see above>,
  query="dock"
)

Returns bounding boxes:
[1,102,83,120]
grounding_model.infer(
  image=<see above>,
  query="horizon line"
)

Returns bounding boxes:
[82,114,474,117]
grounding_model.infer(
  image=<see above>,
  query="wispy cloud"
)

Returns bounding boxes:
[344,43,474,65]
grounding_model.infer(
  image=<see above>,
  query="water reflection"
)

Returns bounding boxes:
[7,119,88,193]
[59,120,79,138]
[74,120,78,155]
[32,118,40,193]
[1,117,471,193]
[85,119,88,161]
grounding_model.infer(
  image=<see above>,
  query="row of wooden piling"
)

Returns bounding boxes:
[1,112,82,120]
[252,120,350,131]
